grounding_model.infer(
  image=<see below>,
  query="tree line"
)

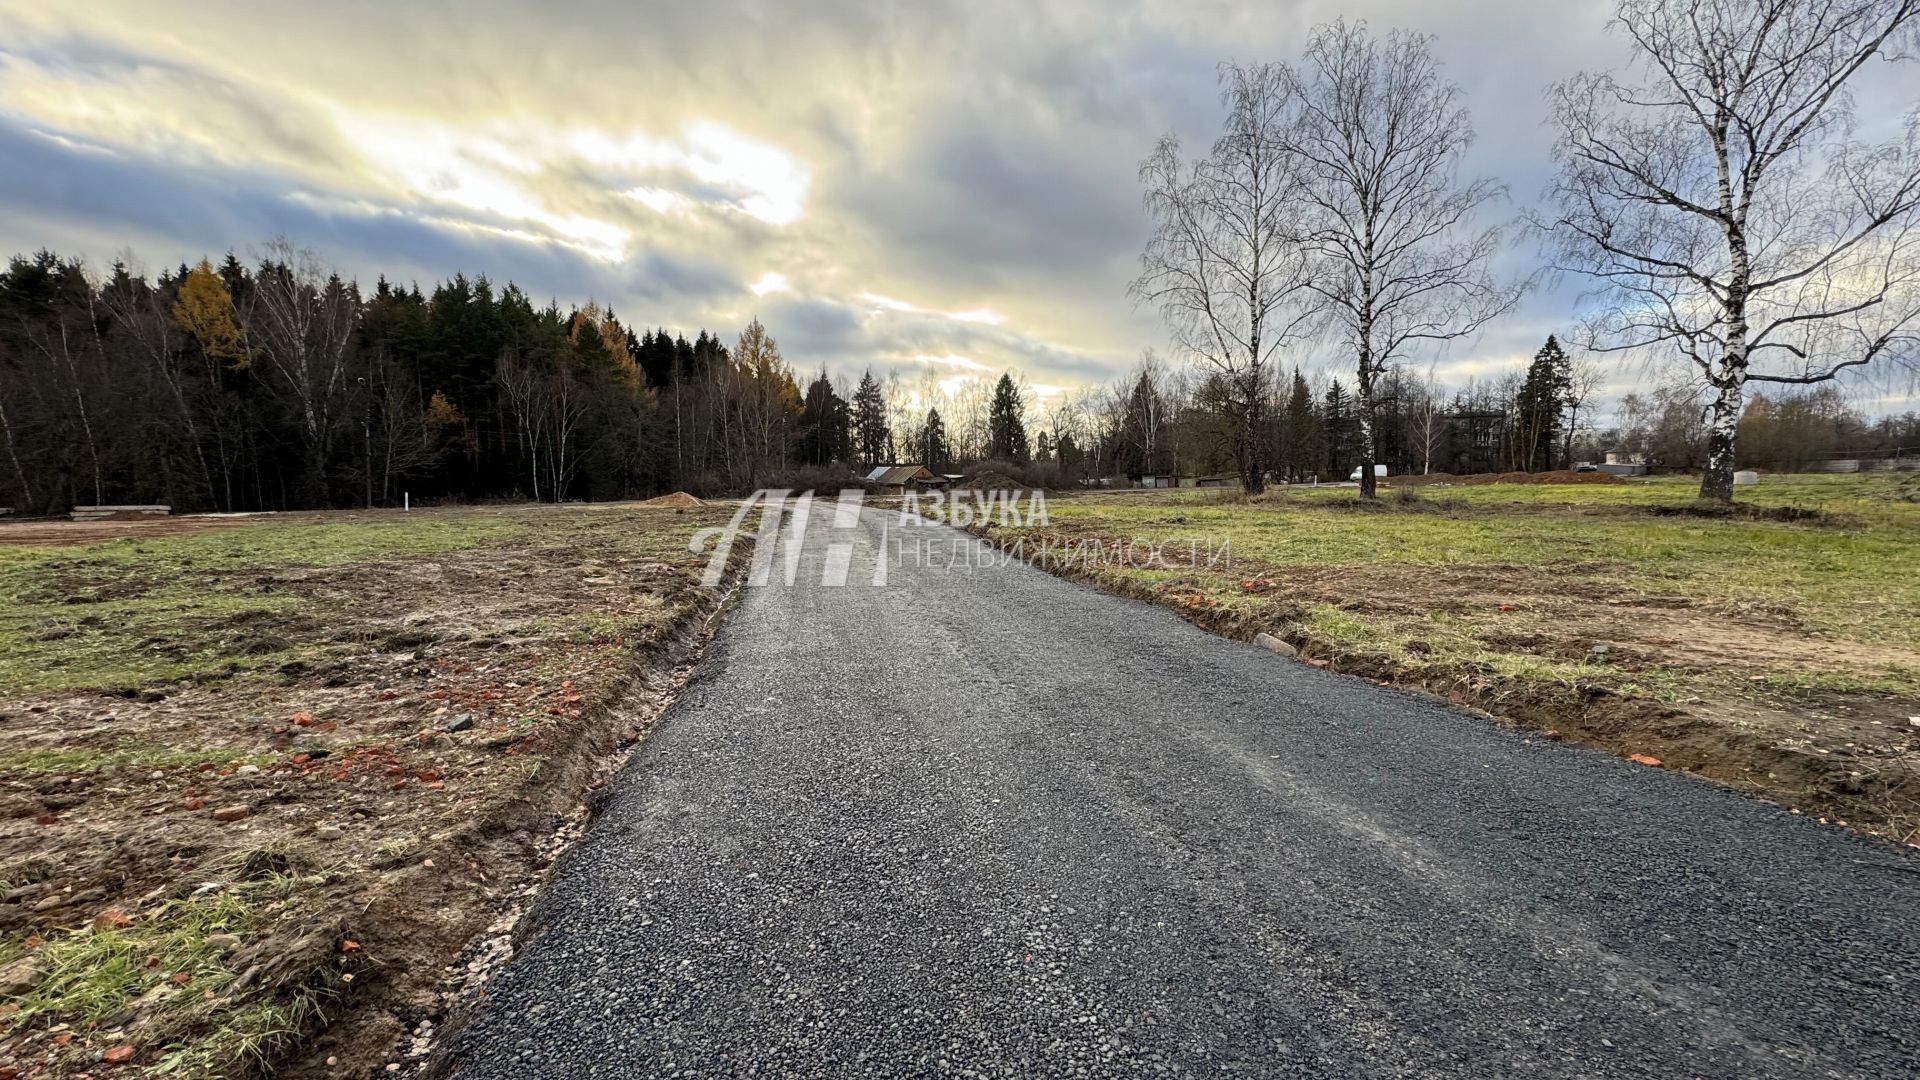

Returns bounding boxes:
[1034,341,1917,486]
[2,233,1911,517]
[0,240,1073,514]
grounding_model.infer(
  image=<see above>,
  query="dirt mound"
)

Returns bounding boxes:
[636,491,703,508]
[1396,469,1624,487]
[958,470,1024,490]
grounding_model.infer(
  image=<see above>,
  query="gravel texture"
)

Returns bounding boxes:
[447,508,1920,1078]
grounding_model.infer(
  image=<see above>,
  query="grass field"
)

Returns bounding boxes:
[0,503,736,1078]
[983,473,1920,839]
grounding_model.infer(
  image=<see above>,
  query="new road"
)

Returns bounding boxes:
[448,506,1918,1078]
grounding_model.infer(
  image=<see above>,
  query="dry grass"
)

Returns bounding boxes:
[989,473,1920,840]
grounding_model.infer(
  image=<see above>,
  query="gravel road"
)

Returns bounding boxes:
[447,506,1919,1078]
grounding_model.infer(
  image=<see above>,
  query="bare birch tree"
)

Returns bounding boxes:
[248,239,360,502]
[1546,0,1920,501]
[496,351,544,502]
[1279,20,1522,498]
[1404,365,1449,475]
[1134,62,1317,493]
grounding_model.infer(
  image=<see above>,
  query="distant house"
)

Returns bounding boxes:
[1131,473,1190,489]
[865,464,946,494]
[1600,450,1650,477]
[1193,473,1242,488]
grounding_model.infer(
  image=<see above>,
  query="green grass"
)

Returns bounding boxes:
[0,892,256,1027]
[0,883,328,1079]
[0,501,740,697]
[1012,474,1920,700]
[1039,475,1920,649]
[0,511,528,695]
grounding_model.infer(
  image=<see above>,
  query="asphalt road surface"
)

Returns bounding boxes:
[448,506,1919,1078]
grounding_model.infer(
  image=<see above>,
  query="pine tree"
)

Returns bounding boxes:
[922,406,949,471]
[852,370,889,466]
[1324,379,1360,477]
[1515,336,1571,471]
[987,373,1029,463]
[798,371,852,466]
[1056,433,1082,477]
[1281,369,1318,482]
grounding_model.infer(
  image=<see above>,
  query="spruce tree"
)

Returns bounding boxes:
[987,373,1030,464]
[1324,379,1360,477]
[852,370,890,466]
[1515,336,1571,471]
[1282,369,1317,482]
[922,407,949,471]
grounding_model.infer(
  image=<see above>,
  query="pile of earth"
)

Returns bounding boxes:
[958,470,1025,490]
[636,492,704,508]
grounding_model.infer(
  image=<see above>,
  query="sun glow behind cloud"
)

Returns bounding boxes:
[750,271,791,296]
[568,120,810,226]
[316,113,813,261]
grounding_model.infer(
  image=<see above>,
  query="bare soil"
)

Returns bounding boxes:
[0,515,283,547]
[0,506,743,1078]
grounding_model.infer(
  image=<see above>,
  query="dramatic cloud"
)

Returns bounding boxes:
[0,0,1903,406]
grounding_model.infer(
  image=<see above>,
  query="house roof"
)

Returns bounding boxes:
[870,464,931,486]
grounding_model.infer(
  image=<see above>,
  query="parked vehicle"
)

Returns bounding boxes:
[1349,465,1388,481]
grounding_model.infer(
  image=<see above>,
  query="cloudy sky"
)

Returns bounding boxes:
[1,0,1902,410]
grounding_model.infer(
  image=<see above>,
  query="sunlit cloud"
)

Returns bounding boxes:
[749,271,791,296]
[624,186,689,214]
[861,292,918,313]
[567,120,810,226]
[947,307,1004,326]
[915,352,992,372]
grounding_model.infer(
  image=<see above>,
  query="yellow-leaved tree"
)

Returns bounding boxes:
[171,259,249,367]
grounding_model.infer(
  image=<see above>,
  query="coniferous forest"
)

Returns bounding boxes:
[0,244,822,514]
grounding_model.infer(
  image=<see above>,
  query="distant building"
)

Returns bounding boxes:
[1193,473,1242,488]
[1131,473,1189,488]
[865,465,947,494]
[1599,450,1649,476]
